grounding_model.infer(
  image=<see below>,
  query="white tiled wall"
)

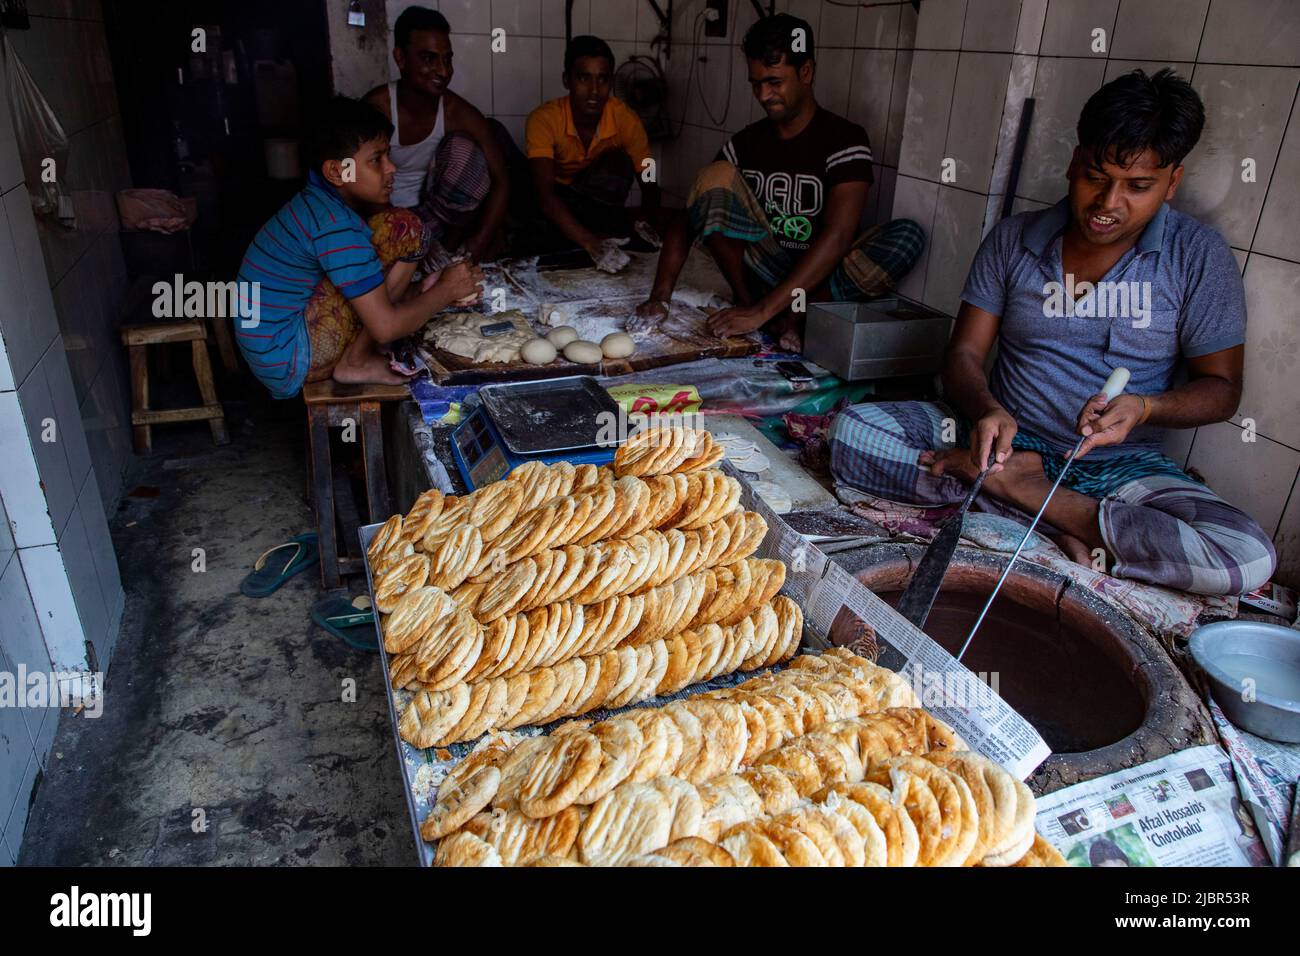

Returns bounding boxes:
[5,7,132,514]
[0,1,128,863]
[882,0,1300,587]
[380,0,915,218]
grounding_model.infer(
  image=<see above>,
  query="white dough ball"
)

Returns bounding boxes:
[600,331,636,359]
[520,337,558,365]
[563,340,604,364]
[547,325,579,348]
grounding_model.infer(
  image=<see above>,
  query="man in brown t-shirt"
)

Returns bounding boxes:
[636,14,925,350]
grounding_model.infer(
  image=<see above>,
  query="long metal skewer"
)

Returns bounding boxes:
[954,367,1131,662]
[954,434,1083,662]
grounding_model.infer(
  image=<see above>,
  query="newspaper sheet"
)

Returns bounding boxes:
[1033,744,1271,866]
[1204,698,1300,867]
[730,462,1051,781]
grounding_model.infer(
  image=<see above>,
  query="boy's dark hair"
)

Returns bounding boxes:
[742,13,814,69]
[394,5,450,49]
[304,97,393,173]
[564,34,616,74]
[1077,68,1205,170]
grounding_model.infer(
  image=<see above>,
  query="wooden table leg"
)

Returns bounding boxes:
[308,405,341,589]
[128,343,151,454]
[360,401,392,524]
[190,339,230,446]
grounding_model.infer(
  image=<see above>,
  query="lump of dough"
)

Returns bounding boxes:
[563,340,603,364]
[520,337,558,365]
[600,331,636,359]
[547,325,578,348]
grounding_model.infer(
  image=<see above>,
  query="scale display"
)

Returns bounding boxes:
[450,404,616,491]
[453,408,511,489]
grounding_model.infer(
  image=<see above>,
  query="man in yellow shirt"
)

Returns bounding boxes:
[524,35,665,268]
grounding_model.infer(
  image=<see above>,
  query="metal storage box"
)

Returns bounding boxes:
[804,297,952,381]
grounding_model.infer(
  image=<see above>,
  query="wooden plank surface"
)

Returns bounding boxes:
[425,333,756,385]
[121,321,206,345]
[420,253,755,384]
[131,405,225,425]
[303,380,412,405]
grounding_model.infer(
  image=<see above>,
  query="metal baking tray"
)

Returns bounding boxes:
[803,296,953,381]
[360,522,435,867]
[360,515,814,867]
[479,375,622,456]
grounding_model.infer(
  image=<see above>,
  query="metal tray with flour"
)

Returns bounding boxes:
[478,375,622,456]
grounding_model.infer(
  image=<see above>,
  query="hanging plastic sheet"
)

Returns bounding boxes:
[1,33,72,222]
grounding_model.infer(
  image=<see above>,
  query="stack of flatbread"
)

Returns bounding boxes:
[425,647,1064,868]
[366,425,1066,869]
[366,427,803,751]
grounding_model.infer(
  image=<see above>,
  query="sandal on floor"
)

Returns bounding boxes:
[240,533,319,597]
[311,595,379,651]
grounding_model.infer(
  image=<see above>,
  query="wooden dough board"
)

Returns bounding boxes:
[422,326,756,385]
[703,414,839,512]
[419,253,756,384]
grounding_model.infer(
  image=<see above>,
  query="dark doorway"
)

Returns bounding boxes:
[103,0,333,281]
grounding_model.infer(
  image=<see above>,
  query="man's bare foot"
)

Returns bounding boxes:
[1049,531,1095,567]
[925,445,1107,553]
[331,353,405,386]
[980,449,1050,503]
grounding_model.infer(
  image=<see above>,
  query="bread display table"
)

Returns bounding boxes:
[358,427,1052,866]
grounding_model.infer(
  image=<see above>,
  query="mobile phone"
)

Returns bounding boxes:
[775,360,815,383]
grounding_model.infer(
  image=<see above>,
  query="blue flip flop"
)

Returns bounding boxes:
[311,595,379,651]
[240,533,319,597]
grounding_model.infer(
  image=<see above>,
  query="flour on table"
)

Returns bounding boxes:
[671,286,724,310]
[541,297,718,348]
[479,261,539,314]
[749,479,793,514]
[539,299,633,343]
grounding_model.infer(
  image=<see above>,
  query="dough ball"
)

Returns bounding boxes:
[600,331,636,359]
[563,340,604,364]
[520,337,558,365]
[546,325,578,348]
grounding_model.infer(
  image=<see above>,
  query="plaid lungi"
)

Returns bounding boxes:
[828,400,1276,596]
[415,131,492,242]
[304,208,424,381]
[687,160,925,299]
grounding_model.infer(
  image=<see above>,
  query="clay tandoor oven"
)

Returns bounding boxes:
[833,544,1215,795]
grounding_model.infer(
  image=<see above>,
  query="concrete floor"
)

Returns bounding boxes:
[18,413,413,866]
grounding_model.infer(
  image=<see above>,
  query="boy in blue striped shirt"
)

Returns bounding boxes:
[236,97,483,398]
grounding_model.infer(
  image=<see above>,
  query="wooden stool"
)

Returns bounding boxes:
[304,380,409,588]
[120,320,229,454]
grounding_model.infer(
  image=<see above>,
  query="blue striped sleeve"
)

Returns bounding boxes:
[311,215,383,299]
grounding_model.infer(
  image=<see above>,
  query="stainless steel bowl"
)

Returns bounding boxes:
[1189,620,1300,743]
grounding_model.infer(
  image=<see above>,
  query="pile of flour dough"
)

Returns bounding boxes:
[424,310,538,364]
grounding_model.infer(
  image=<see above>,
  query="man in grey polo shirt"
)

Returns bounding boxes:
[828,69,1275,596]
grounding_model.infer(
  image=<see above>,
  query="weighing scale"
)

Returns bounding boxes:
[450,376,621,490]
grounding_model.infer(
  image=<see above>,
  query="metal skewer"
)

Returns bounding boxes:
[955,367,1131,662]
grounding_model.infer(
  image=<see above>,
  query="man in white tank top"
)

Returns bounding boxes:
[364,7,510,263]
